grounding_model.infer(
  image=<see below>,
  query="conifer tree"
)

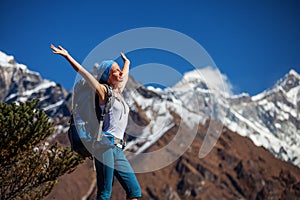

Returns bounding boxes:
[0,99,83,199]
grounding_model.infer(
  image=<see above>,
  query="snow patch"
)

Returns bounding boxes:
[176,66,233,95]
[43,99,65,111]
[0,51,28,71]
[289,69,300,80]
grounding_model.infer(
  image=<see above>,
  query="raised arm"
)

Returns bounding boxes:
[119,52,130,92]
[50,44,107,104]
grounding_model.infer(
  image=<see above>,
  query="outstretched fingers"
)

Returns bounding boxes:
[120,52,130,63]
[50,44,68,56]
[120,52,126,59]
[50,44,59,54]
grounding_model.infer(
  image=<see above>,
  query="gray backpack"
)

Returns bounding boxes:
[68,79,115,158]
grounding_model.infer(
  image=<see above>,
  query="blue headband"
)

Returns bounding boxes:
[97,60,114,82]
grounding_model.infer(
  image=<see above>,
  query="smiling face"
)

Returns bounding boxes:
[107,62,124,86]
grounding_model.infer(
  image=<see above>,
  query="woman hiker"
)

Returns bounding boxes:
[50,44,142,200]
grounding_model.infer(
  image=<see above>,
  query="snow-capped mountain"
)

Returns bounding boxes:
[1,50,299,169]
[226,70,300,165]
[0,51,71,136]
[126,67,300,167]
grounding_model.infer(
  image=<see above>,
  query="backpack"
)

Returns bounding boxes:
[67,78,115,159]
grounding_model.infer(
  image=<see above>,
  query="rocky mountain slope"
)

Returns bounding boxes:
[46,120,300,200]
[226,70,300,166]
[115,122,300,200]
[122,67,300,168]
[1,50,299,199]
[0,51,71,138]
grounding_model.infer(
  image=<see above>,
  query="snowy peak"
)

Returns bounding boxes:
[142,68,300,168]
[277,69,300,92]
[174,66,233,96]
[174,69,209,89]
[1,49,300,170]
[227,69,300,167]
[0,51,28,71]
[0,51,43,97]
[288,69,300,80]
[0,51,16,66]
[252,69,300,103]
[0,50,70,123]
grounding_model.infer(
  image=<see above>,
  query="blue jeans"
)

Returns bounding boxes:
[95,146,142,200]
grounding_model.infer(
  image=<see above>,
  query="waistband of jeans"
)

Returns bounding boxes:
[102,131,124,146]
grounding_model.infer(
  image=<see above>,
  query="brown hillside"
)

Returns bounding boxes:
[45,121,300,200]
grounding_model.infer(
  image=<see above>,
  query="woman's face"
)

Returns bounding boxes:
[107,62,123,86]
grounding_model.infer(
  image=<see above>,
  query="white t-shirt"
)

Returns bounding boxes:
[102,97,129,139]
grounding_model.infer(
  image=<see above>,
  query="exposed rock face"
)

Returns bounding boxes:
[0,51,71,138]
[1,50,300,199]
[123,122,300,200]
[75,120,300,200]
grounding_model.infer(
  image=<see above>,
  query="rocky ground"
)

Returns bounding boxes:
[45,120,300,200]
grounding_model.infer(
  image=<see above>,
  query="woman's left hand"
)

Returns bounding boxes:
[120,52,130,64]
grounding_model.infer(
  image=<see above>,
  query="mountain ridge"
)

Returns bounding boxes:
[1,50,300,199]
[0,50,299,167]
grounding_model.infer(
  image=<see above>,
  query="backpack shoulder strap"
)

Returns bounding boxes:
[103,84,115,114]
[95,84,115,122]
[95,84,115,143]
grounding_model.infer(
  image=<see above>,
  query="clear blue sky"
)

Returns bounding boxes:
[1,0,300,96]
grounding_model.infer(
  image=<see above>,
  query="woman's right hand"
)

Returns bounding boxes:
[50,43,107,103]
[50,44,69,57]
